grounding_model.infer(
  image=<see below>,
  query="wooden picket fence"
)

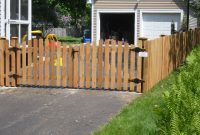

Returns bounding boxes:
[142,28,200,92]
[0,28,200,93]
[0,38,143,92]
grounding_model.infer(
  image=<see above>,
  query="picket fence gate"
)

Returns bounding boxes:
[0,38,145,92]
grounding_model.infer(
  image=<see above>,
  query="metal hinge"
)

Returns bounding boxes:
[9,47,21,52]
[129,78,144,84]
[9,74,22,79]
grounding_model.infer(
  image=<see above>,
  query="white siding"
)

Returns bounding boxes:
[189,11,198,29]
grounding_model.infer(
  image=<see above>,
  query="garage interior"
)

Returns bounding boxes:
[100,13,135,44]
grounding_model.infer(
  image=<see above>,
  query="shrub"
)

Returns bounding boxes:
[155,46,200,135]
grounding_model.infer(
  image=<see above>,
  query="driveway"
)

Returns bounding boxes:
[0,87,140,135]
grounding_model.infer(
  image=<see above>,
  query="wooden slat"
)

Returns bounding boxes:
[73,47,79,88]
[148,41,153,90]
[79,44,85,88]
[92,42,97,89]
[110,40,116,90]
[39,39,44,86]
[62,45,67,87]
[143,40,149,92]
[16,42,21,85]
[123,43,129,91]
[27,40,32,85]
[33,39,38,86]
[68,46,73,87]
[104,40,110,89]
[117,41,123,90]
[45,39,50,86]
[11,38,17,86]
[129,45,135,91]
[136,40,142,93]
[86,43,91,88]
[56,43,61,87]
[0,39,4,86]
[51,41,56,86]
[22,41,27,85]
[97,40,103,89]
[5,40,10,86]
[161,36,168,80]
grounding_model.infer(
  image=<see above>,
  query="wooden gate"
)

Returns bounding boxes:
[0,38,146,92]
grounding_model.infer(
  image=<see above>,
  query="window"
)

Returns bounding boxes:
[21,0,28,20]
[10,0,19,20]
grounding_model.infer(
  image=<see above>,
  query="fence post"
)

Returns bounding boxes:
[0,38,5,86]
[138,37,148,92]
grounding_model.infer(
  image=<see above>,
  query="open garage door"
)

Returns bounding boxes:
[142,13,181,39]
[100,13,135,44]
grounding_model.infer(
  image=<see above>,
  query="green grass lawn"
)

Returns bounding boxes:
[93,45,200,135]
[57,36,82,45]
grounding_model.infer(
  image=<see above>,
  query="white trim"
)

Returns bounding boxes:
[1,0,5,37]
[91,3,94,42]
[96,9,137,45]
[28,0,32,41]
[139,9,184,38]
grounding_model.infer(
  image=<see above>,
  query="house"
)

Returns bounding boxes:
[90,0,198,44]
[0,0,32,43]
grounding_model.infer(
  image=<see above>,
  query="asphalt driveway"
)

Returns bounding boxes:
[0,87,140,135]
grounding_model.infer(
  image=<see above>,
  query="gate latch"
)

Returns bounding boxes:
[130,47,145,53]
[129,78,144,84]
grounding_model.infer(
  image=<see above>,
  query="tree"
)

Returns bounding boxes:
[32,0,59,27]
[57,0,87,29]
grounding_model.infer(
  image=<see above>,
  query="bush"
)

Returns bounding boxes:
[155,46,200,135]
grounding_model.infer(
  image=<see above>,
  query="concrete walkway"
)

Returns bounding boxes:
[0,87,140,135]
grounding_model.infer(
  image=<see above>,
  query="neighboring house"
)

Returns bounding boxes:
[0,0,32,43]
[89,0,198,44]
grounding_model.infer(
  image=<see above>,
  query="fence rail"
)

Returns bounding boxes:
[0,28,200,93]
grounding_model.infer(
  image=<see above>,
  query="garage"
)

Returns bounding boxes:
[142,13,181,39]
[100,13,135,44]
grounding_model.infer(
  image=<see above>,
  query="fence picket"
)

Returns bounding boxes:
[11,38,17,86]
[68,46,73,87]
[73,47,79,88]
[111,40,116,90]
[129,45,135,91]
[56,43,61,87]
[79,44,85,88]
[27,40,33,85]
[104,40,110,89]
[5,40,10,86]
[16,42,21,85]
[123,43,129,91]
[38,39,44,86]
[0,39,4,86]
[117,41,123,90]
[45,39,50,86]
[62,45,67,87]
[98,40,103,89]
[92,42,97,89]
[22,41,27,85]
[33,39,38,86]
[86,43,91,88]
